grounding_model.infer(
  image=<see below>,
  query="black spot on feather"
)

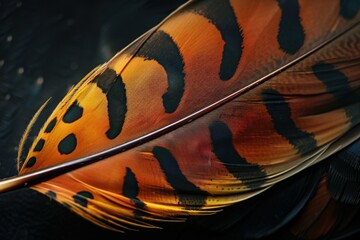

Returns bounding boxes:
[277,0,305,54]
[340,0,360,19]
[73,191,94,208]
[105,75,127,139]
[209,120,265,188]
[123,167,146,218]
[58,133,77,155]
[152,146,207,209]
[45,191,57,199]
[45,117,57,133]
[33,139,45,152]
[62,100,83,123]
[137,30,185,113]
[25,157,36,168]
[191,0,243,80]
[93,68,117,93]
[262,89,317,156]
[92,68,127,139]
[123,167,141,200]
[312,62,360,126]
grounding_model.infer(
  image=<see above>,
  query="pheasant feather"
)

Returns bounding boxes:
[0,0,359,234]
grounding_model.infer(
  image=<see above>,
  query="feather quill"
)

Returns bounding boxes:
[0,0,360,233]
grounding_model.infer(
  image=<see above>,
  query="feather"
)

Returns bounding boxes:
[327,138,360,204]
[289,171,360,239]
[0,0,360,236]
